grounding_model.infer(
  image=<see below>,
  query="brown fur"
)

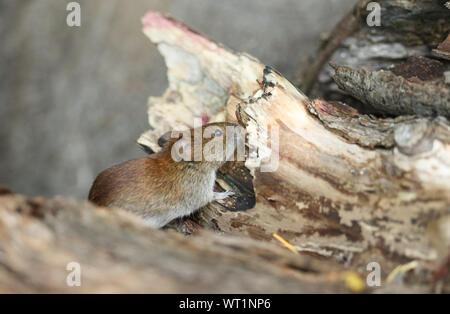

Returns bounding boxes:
[88,122,242,227]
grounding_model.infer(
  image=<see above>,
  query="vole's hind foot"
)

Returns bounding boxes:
[214,191,234,201]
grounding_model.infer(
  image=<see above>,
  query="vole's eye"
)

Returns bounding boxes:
[213,129,223,137]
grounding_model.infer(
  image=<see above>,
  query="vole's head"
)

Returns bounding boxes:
[163,122,245,170]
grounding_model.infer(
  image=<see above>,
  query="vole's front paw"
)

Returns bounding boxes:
[214,191,234,201]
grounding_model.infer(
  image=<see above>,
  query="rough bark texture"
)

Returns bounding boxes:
[135,11,450,292]
[295,0,450,114]
[332,63,450,118]
[433,34,450,60]
[0,192,366,293]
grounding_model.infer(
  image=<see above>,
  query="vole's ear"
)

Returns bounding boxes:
[158,131,174,148]
[138,131,184,155]
[137,142,155,154]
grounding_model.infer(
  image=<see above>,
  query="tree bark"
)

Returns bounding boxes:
[137,12,450,290]
[0,192,367,293]
[295,0,450,114]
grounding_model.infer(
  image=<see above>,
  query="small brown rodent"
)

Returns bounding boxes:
[88,122,244,228]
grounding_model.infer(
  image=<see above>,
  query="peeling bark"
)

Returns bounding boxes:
[137,12,450,284]
[433,34,450,60]
[295,0,450,113]
[332,64,450,118]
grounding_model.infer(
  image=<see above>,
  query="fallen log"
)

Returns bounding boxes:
[0,192,362,293]
[137,12,450,288]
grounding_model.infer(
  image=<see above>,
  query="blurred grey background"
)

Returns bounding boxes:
[0,0,357,198]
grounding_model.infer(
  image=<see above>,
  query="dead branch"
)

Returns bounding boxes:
[137,12,450,289]
[332,63,450,117]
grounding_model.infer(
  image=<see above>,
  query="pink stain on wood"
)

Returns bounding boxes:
[313,98,332,116]
[201,113,210,125]
[312,98,358,117]
[142,12,219,52]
